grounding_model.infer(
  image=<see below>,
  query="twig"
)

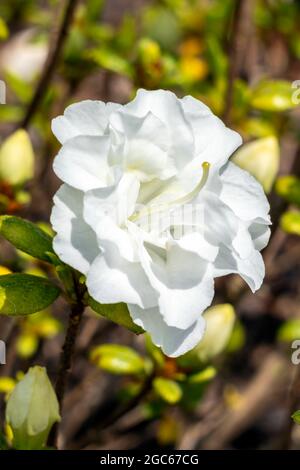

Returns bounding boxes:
[222,0,248,125]
[48,285,85,448]
[19,0,79,129]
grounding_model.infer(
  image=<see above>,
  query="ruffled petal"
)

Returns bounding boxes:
[124,89,194,170]
[86,248,157,309]
[219,162,271,223]
[213,244,265,292]
[52,100,121,144]
[128,304,206,357]
[181,95,242,166]
[53,135,112,191]
[51,184,98,274]
[137,236,215,329]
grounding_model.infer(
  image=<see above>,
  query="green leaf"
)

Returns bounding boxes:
[0,105,23,123]
[153,377,182,404]
[88,48,134,77]
[250,80,297,112]
[292,410,300,425]
[0,216,55,262]
[188,366,217,384]
[275,176,300,206]
[0,274,60,316]
[88,297,143,334]
[280,211,300,236]
[4,71,32,103]
[90,344,146,375]
[277,319,300,342]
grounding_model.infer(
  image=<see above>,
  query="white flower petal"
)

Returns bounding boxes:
[219,162,270,223]
[232,222,255,259]
[139,239,215,329]
[214,245,265,292]
[83,173,140,227]
[53,135,112,191]
[86,249,157,309]
[124,89,194,170]
[51,184,98,274]
[249,223,271,251]
[128,304,206,357]
[181,95,242,166]
[52,100,120,144]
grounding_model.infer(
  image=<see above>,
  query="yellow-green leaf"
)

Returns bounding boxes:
[188,366,217,384]
[0,17,9,40]
[278,319,300,343]
[275,176,300,206]
[250,80,297,112]
[16,333,38,359]
[280,211,300,236]
[292,410,300,425]
[153,377,182,404]
[90,344,146,375]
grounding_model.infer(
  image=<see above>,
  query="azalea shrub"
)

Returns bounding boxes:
[0,0,300,451]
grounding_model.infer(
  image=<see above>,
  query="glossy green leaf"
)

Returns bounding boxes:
[0,274,60,316]
[88,297,143,334]
[250,80,297,112]
[153,377,182,404]
[280,211,300,236]
[90,344,146,375]
[0,216,54,262]
[276,176,300,206]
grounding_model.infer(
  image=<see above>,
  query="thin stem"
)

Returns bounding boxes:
[19,0,79,129]
[48,281,85,448]
[222,0,247,125]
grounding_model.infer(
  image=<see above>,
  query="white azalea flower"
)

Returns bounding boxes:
[51,89,271,357]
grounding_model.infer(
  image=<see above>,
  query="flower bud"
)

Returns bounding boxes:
[5,366,60,449]
[231,136,279,193]
[0,130,34,186]
[178,304,236,368]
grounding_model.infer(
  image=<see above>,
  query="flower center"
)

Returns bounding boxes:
[129,161,210,223]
